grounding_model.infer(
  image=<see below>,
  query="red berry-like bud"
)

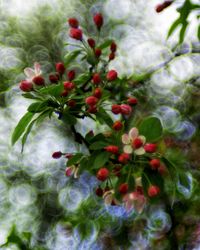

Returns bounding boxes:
[85,96,98,106]
[149,159,160,170]
[93,88,102,99]
[112,120,123,131]
[119,183,128,194]
[64,81,75,91]
[52,151,62,159]
[93,13,103,30]
[65,153,73,159]
[67,70,75,81]
[110,42,117,52]
[32,76,45,86]
[111,104,121,114]
[87,38,96,48]
[104,145,119,154]
[144,143,157,153]
[19,80,33,92]
[87,105,98,114]
[120,104,132,115]
[127,97,138,105]
[106,70,118,81]
[132,138,143,149]
[97,168,109,181]
[163,1,173,8]
[68,99,76,107]
[69,28,83,40]
[155,3,165,12]
[158,164,168,176]
[95,187,103,197]
[68,18,79,28]
[56,62,65,75]
[60,90,68,97]
[109,52,115,61]
[92,73,101,85]
[136,186,144,195]
[49,74,59,84]
[148,185,160,197]
[65,167,73,176]
[112,165,122,177]
[95,48,102,58]
[118,153,130,164]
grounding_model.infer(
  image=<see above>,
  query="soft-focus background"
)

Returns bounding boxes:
[0,0,200,249]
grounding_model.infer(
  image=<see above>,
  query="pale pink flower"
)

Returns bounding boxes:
[65,165,79,178]
[103,189,119,205]
[123,190,146,213]
[24,62,42,81]
[122,127,146,155]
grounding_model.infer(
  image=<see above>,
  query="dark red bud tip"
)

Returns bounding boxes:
[68,99,76,107]
[49,74,59,84]
[87,105,98,114]
[65,153,73,159]
[127,97,138,105]
[112,120,123,131]
[106,70,118,81]
[93,13,103,30]
[67,70,76,81]
[120,104,132,115]
[85,96,98,105]
[87,38,96,48]
[149,159,160,170]
[104,145,119,154]
[52,151,62,159]
[110,42,117,52]
[118,153,130,164]
[32,76,45,86]
[95,187,104,197]
[95,48,102,58]
[63,81,75,91]
[144,143,157,153]
[92,73,101,85]
[69,28,83,40]
[119,183,129,194]
[109,52,115,61]
[111,104,121,114]
[19,80,33,92]
[97,168,109,181]
[56,62,65,75]
[93,88,102,99]
[148,185,160,197]
[68,18,79,28]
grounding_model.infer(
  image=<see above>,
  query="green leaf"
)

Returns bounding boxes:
[11,112,34,145]
[62,112,77,125]
[96,108,113,128]
[139,116,163,142]
[67,153,83,166]
[73,72,91,85]
[127,175,135,192]
[177,172,193,199]
[39,83,64,97]
[93,151,111,169]
[64,49,82,66]
[167,18,181,39]
[89,141,108,150]
[179,21,188,44]
[98,39,113,49]
[22,93,42,100]
[27,101,48,113]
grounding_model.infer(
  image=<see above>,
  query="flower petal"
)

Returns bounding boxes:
[129,127,138,140]
[34,62,42,75]
[138,135,146,145]
[24,68,35,80]
[122,134,130,144]
[124,145,133,154]
[134,147,145,155]
[103,190,114,205]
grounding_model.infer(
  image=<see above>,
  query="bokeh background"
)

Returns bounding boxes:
[0,0,200,249]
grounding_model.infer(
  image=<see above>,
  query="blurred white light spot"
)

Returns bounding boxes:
[104,0,132,20]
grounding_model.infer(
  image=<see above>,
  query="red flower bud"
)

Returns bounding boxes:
[60,90,68,97]
[158,164,168,176]
[65,153,73,159]
[148,185,160,197]
[63,81,75,91]
[52,151,62,159]
[56,62,65,75]
[65,167,73,176]
[111,104,121,114]
[132,137,143,149]
[112,165,122,177]
[69,28,83,40]
[109,52,115,61]
[95,187,104,197]
[106,70,118,81]
[87,38,96,48]
[67,70,75,81]
[144,143,157,153]
[155,1,173,12]
[118,153,130,164]
[68,18,79,28]
[87,105,98,114]
[95,48,102,58]
[127,97,138,105]
[32,76,45,86]
[92,73,101,85]
[19,80,33,92]
[93,88,102,99]
[104,145,119,154]
[85,96,98,106]
[149,159,160,170]
[97,167,109,181]
[93,13,103,30]
[119,183,128,194]
[120,104,132,115]
[112,120,123,131]
[163,1,173,8]
[110,41,117,52]
[49,74,59,84]
[68,99,76,107]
